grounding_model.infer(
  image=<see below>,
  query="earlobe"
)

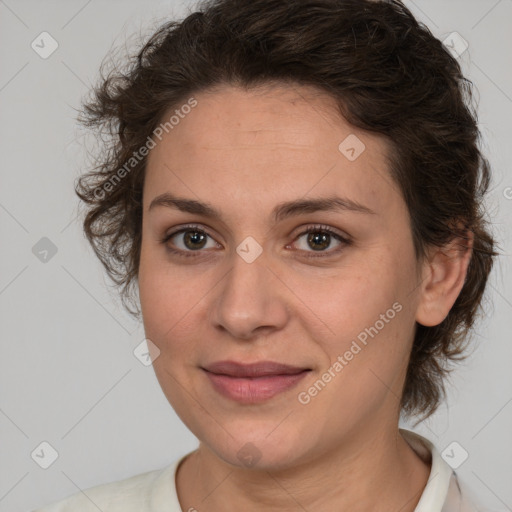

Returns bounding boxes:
[415,230,474,327]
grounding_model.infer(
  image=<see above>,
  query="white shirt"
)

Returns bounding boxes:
[33,429,489,511]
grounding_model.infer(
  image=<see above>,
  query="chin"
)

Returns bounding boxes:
[205,426,309,471]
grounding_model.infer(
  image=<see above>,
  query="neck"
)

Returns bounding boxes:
[175,424,431,512]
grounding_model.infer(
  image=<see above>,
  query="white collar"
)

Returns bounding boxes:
[400,428,481,511]
[400,428,454,511]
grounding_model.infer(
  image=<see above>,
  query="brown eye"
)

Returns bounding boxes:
[182,230,208,250]
[306,232,331,251]
[291,225,351,257]
[161,225,219,256]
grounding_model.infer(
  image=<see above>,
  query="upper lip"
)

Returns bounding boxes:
[202,360,310,378]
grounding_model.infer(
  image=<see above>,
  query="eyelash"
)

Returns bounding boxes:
[159,223,351,259]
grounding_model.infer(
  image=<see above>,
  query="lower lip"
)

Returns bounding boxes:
[203,369,310,404]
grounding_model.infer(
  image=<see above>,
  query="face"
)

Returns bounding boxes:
[138,84,425,470]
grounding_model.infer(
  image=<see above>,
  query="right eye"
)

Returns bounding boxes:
[160,224,221,257]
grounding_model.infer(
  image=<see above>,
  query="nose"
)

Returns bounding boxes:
[210,247,290,340]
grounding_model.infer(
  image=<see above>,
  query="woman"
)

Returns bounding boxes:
[34,0,497,510]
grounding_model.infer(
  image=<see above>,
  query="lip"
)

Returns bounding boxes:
[203,360,310,377]
[202,360,311,404]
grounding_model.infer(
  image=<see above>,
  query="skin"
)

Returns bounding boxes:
[137,83,473,511]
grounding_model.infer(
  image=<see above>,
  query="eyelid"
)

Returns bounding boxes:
[291,223,351,243]
[162,223,215,239]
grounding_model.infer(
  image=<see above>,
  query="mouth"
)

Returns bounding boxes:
[202,360,310,378]
[201,360,311,403]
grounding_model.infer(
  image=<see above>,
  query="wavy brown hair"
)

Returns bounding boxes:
[75,0,497,422]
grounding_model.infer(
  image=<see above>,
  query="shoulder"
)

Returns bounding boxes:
[32,462,179,512]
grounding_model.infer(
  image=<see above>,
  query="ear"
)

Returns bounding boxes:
[415,229,474,327]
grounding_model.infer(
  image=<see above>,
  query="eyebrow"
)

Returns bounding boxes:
[148,192,376,222]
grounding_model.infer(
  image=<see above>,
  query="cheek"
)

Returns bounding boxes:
[138,247,183,347]
[138,247,217,367]
[288,254,406,339]
[139,239,186,314]
[296,280,412,430]
[139,270,194,345]
[138,257,202,409]
[297,252,416,387]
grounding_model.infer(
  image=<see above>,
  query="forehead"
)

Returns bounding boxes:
[144,84,400,217]
[154,83,385,152]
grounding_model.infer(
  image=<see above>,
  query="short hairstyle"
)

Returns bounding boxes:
[75,0,497,422]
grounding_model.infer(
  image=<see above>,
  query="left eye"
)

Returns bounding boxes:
[163,228,219,252]
[291,227,349,255]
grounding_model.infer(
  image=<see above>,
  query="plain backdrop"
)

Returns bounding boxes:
[0,1,511,511]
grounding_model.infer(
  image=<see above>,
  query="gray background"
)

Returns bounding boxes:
[0,0,511,510]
